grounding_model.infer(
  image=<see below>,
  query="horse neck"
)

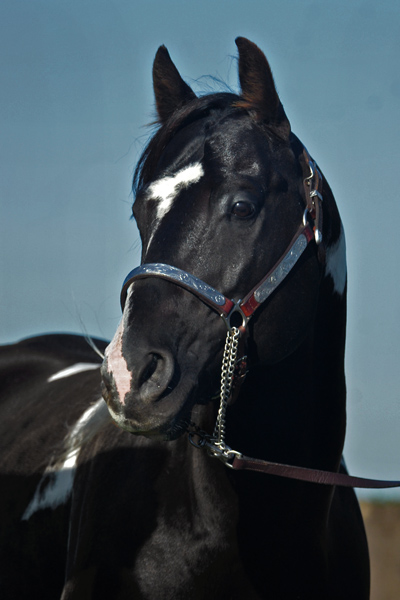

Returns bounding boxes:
[228,274,347,476]
[163,277,347,547]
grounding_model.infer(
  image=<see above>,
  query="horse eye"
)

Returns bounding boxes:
[231,200,255,219]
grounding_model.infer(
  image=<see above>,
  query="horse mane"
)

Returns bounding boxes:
[132,92,240,194]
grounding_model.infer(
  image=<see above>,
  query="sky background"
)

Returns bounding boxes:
[1,0,399,499]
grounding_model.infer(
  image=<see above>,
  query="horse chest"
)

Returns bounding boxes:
[66,449,261,599]
[130,518,260,599]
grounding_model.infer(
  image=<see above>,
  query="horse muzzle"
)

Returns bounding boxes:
[100,343,200,440]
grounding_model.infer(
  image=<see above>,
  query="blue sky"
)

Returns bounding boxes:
[1,0,400,498]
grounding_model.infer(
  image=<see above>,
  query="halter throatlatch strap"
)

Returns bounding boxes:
[302,147,325,264]
[302,147,323,240]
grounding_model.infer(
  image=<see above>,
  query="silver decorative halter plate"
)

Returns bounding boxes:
[121,263,234,318]
[253,233,308,304]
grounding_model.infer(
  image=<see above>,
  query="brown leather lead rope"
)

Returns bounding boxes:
[189,430,400,489]
[231,454,400,488]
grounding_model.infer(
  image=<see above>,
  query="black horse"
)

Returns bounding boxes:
[0,38,370,599]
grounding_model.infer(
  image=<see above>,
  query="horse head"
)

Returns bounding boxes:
[101,38,346,459]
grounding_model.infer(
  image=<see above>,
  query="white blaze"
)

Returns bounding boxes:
[104,285,134,405]
[146,162,204,251]
[104,164,204,401]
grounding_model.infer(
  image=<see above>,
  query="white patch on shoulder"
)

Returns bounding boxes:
[22,398,108,520]
[145,162,204,252]
[48,362,100,382]
[325,224,347,296]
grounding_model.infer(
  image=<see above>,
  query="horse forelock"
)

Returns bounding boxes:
[133,92,248,195]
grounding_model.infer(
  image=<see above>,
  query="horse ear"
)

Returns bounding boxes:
[153,45,197,123]
[235,37,290,138]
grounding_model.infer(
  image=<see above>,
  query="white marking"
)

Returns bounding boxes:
[145,162,204,252]
[104,285,134,405]
[48,362,100,382]
[148,162,204,220]
[22,399,108,520]
[326,225,347,296]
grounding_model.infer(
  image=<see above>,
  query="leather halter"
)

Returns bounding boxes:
[121,223,314,329]
[121,147,320,322]
[120,148,400,489]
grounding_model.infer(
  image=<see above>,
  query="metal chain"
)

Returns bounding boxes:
[188,326,243,466]
[213,327,240,448]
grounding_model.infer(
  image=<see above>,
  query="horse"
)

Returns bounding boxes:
[0,38,370,599]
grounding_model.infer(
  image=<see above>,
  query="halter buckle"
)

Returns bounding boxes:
[188,430,243,467]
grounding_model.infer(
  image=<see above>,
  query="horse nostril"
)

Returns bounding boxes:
[140,353,161,385]
[138,351,177,402]
[159,361,181,399]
